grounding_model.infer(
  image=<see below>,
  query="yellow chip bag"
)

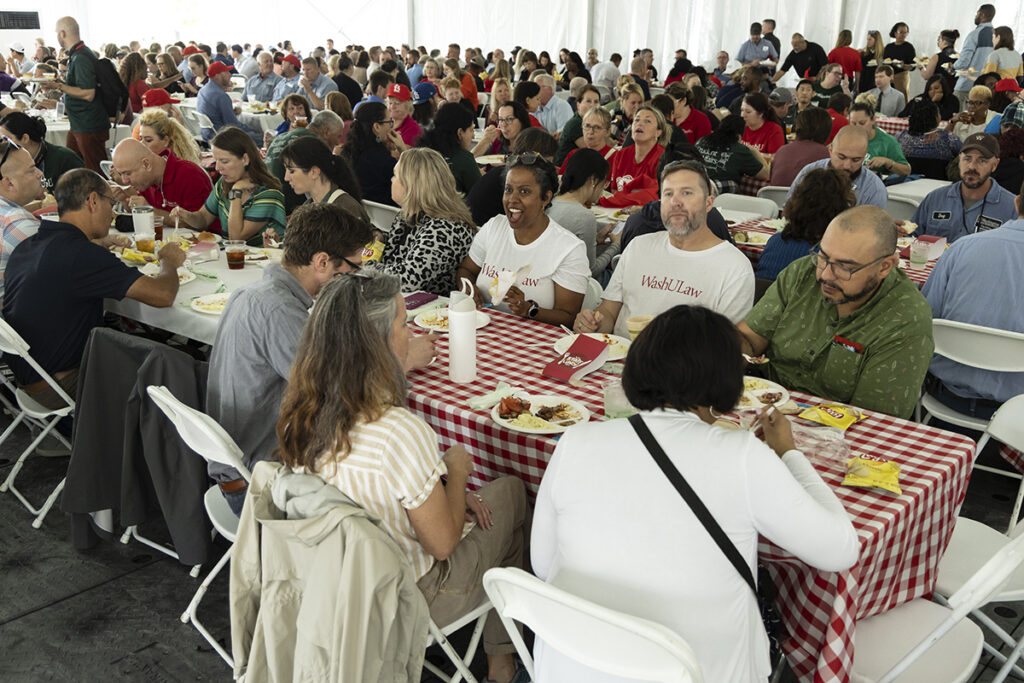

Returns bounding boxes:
[799,403,864,431]
[842,454,902,495]
[361,239,385,263]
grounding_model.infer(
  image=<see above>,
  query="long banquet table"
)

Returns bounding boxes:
[405,309,975,683]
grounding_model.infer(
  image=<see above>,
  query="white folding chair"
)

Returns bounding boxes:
[99,160,116,181]
[0,319,73,528]
[582,277,603,311]
[482,567,704,683]
[192,111,217,139]
[423,599,493,683]
[147,384,252,669]
[362,199,400,233]
[916,320,1024,531]
[935,517,1024,682]
[886,195,919,223]
[713,193,778,219]
[755,185,790,213]
[594,84,611,104]
[850,529,1024,683]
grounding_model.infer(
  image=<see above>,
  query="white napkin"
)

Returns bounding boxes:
[467,382,525,410]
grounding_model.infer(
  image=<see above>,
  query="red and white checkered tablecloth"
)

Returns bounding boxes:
[727,218,935,290]
[407,309,975,683]
[876,116,910,136]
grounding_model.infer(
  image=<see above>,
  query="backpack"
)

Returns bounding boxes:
[78,47,130,125]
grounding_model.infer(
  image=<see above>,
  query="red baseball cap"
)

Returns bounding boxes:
[995,78,1023,94]
[208,61,231,78]
[387,83,411,102]
[182,45,201,56]
[141,88,180,107]
[282,54,301,69]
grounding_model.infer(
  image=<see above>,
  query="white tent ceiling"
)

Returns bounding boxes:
[9,0,1024,83]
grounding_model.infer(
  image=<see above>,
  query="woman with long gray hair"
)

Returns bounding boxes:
[275,271,530,683]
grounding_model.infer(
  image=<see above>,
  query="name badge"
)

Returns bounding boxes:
[931,211,952,221]
[975,214,1003,232]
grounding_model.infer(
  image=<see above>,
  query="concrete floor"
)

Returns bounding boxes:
[2,413,1024,682]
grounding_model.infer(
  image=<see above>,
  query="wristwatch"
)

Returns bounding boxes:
[227,189,244,200]
[526,300,540,319]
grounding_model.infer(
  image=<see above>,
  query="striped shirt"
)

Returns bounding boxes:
[0,197,40,304]
[203,179,286,247]
[312,407,452,579]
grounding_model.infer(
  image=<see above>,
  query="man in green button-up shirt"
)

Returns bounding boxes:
[737,205,933,418]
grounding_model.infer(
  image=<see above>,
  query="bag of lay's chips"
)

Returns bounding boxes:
[842,454,902,495]
[799,403,864,431]
[362,239,385,263]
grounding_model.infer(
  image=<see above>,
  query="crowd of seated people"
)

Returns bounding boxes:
[8,10,1024,680]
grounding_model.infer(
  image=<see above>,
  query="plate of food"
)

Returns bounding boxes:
[139,263,196,285]
[190,292,231,315]
[552,332,631,361]
[761,218,787,232]
[735,376,790,410]
[491,394,590,434]
[178,229,221,244]
[591,206,631,222]
[476,154,506,166]
[414,309,490,332]
[245,248,282,262]
[744,232,771,245]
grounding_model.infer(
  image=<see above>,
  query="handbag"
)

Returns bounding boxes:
[627,414,783,660]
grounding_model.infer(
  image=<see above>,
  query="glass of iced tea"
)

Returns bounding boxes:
[153,215,164,241]
[224,240,246,270]
[135,231,156,253]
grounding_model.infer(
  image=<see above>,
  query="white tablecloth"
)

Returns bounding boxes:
[105,242,269,345]
[43,118,132,148]
[887,178,950,204]
[176,100,283,136]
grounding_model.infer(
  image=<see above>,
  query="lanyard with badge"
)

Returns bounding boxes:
[960,191,1000,233]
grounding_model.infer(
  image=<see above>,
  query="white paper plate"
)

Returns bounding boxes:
[590,206,631,222]
[245,248,282,262]
[476,154,505,166]
[414,309,490,332]
[735,376,790,411]
[190,292,231,315]
[552,333,631,361]
[139,263,196,285]
[491,394,590,434]
[745,232,770,245]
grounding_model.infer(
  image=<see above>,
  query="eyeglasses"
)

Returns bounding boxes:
[966,100,987,107]
[377,119,395,127]
[582,123,608,132]
[504,152,541,165]
[340,255,362,272]
[0,136,21,180]
[497,117,517,124]
[809,244,888,281]
[98,193,118,206]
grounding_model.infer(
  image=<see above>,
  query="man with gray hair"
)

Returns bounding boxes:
[241,51,281,102]
[575,160,753,338]
[532,72,574,134]
[737,205,934,418]
[265,110,346,212]
[3,169,184,408]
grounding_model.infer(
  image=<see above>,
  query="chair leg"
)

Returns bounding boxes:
[993,625,1024,683]
[1007,476,1024,535]
[182,546,234,668]
[2,416,68,527]
[428,620,480,683]
[31,476,65,529]
[968,609,1024,680]
[448,612,488,683]
[0,413,40,493]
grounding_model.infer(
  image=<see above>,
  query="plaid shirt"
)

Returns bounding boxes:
[0,197,40,304]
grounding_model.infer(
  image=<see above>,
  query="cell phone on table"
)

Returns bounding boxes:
[404,292,439,310]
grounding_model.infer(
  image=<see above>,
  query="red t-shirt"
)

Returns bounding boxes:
[142,149,214,214]
[828,47,863,79]
[559,145,613,175]
[607,144,664,193]
[827,109,850,144]
[678,107,712,145]
[529,113,543,128]
[128,79,148,113]
[460,74,478,109]
[742,121,785,154]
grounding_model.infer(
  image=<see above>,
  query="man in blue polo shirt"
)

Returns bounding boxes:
[3,169,185,409]
[271,55,303,101]
[737,22,779,66]
[196,61,262,145]
[241,51,281,103]
[921,185,1024,417]
[788,126,887,209]
[912,133,1017,242]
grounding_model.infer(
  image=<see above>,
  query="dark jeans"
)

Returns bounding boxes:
[925,373,1001,422]
[223,486,247,517]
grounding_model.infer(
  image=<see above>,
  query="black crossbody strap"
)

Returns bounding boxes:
[628,414,757,595]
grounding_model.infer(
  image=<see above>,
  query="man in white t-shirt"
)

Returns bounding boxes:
[575,161,754,338]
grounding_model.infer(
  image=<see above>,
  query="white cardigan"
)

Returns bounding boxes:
[531,409,859,683]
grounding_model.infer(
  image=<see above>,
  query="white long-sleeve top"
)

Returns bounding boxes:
[531,409,859,683]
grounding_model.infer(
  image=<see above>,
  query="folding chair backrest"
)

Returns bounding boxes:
[193,111,216,132]
[886,195,919,223]
[582,278,603,311]
[483,567,703,683]
[362,199,400,233]
[713,193,777,219]
[146,385,252,482]
[985,395,1024,454]
[932,319,1024,373]
[755,185,789,213]
[0,319,75,408]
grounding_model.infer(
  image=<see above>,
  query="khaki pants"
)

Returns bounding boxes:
[22,368,78,411]
[417,476,529,656]
[893,71,910,102]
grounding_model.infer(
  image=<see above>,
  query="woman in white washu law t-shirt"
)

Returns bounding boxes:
[457,154,589,328]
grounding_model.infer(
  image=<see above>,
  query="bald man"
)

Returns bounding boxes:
[771,33,828,84]
[737,205,933,418]
[110,138,212,220]
[53,16,109,173]
[786,126,887,209]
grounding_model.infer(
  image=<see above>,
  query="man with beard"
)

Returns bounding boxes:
[573,160,754,338]
[787,126,887,209]
[911,133,1016,242]
[737,205,933,418]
